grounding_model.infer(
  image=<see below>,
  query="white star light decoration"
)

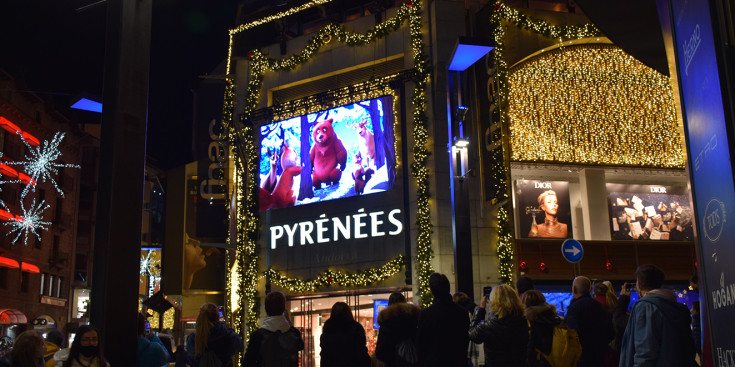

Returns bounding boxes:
[3,198,50,245]
[140,250,161,279]
[12,132,80,198]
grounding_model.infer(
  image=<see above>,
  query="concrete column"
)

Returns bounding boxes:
[578,168,611,240]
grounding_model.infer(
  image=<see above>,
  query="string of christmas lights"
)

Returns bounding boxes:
[224,0,434,338]
[489,1,602,285]
[266,256,406,293]
[230,0,333,34]
[508,44,684,167]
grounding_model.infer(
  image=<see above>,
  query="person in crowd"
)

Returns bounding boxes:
[43,329,65,367]
[691,301,701,358]
[416,273,469,367]
[593,282,614,315]
[620,265,697,366]
[186,303,242,367]
[469,284,529,367]
[157,329,174,363]
[453,292,480,367]
[611,282,633,358]
[375,292,420,367]
[172,345,189,367]
[516,276,534,298]
[0,330,46,367]
[319,302,370,367]
[602,281,619,312]
[62,324,109,367]
[136,314,169,367]
[565,276,614,367]
[523,290,561,367]
[243,292,303,367]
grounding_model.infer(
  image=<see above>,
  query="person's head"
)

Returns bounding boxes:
[65,324,106,367]
[329,302,354,321]
[45,329,64,348]
[488,284,524,319]
[538,190,559,217]
[10,330,45,367]
[194,303,220,356]
[572,276,592,298]
[521,290,546,308]
[453,292,475,313]
[388,292,406,306]
[594,282,609,297]
[265,291,287,317]
[602,280,619,305]
[635,264,665,294]
[516,276,534,296]
[428,273,450,297]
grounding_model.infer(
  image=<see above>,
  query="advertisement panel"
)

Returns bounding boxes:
[606,184,693,241]
[514,180,572,239]
[261,95,406,282]
[667,0,735,360]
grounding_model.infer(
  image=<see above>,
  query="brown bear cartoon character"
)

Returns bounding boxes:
[310,118,347,189]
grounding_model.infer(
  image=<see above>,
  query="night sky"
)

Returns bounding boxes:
[0,0,239,169]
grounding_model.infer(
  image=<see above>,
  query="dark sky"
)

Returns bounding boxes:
[0,0,239,169]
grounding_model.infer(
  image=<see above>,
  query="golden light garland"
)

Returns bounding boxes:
[224,0,435,341]
[490,1,602,284]
[508,44,684,167]
[230,0,333,34]
[266,256,406,293]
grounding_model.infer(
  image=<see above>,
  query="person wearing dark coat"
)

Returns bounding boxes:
[243,292,304,367]
[612,283,633,356]
[173,345,190,367]
[375,292,421,367]
[522,290,561,367]
[469,284,529,367]
[417,273,469,367]
[186,303,243,367]
[320,302,371,367]
[565,276,615,367]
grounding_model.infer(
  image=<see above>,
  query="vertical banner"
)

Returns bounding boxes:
[195,79,228,239]
[667,0,735,361]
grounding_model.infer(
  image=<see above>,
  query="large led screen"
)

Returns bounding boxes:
[607,184,693,241]
[259,96,395,211]
[514,180,572,239]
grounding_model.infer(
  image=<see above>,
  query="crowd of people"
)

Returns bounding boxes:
[0,264,701,367]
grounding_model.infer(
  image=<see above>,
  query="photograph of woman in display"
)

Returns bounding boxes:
[529,190,568,238]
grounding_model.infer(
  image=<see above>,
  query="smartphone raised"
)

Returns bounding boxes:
[483,286,493,299]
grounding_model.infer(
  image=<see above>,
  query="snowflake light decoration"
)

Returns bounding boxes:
[3,198,50,245]
[10,132,80,198]
[140,250,161,279]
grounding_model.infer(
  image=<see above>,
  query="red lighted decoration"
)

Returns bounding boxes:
[0,116,21,134]
[539,262,547,272]
[519,260,527,271]
[518,243,527,270]
[0,256,20,268]
[21,131,40,146]
[0,209,14,222]
[604,245,613,271]
[20,262,40,273]
[0,162,18,178]
[18,172,35,186]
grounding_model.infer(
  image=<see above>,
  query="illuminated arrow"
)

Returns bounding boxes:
[565,246,581,256]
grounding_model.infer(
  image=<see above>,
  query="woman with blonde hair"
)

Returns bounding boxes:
[469,284,529,366]
[186,303,243,367]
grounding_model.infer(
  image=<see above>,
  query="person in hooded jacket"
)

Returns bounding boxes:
[375,292,420,367]
[137,313,169,367]
[319,302,371,367]
[243,292,303,367]
[619,265,697,367]
[469,284,529,367]
[43,329,65,367]
[522,290,561,367]
[0,330,46,367]
[186,303,243,367]
[62,325,109,367]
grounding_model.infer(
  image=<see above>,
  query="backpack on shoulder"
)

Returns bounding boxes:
[537,324,582,367]
[260,329,298,367]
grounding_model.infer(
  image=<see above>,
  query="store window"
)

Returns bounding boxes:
[21,271,29,293]
[289,290,412,367]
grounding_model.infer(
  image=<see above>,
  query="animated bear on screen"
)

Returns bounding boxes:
[310,118,347,189]
[260,143,302,210]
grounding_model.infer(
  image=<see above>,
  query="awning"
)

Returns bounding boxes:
[0,256,19,269]
[0,309,27,324]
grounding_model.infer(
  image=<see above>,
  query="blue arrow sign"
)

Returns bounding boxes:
[561,239,584,263]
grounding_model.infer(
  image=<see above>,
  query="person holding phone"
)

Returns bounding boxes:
[136,314,169,367]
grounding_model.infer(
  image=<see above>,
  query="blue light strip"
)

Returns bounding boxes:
[448,44,494,71]
[70,98,103,113]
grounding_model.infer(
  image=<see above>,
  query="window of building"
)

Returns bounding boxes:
[52,236,59,256]
[40,273,46,295]
[0,267,8,289]
[48,275,54,296]
[57,277,63,298]
[21,271,29,293]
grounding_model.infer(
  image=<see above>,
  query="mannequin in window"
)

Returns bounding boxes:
[529,190,568,238]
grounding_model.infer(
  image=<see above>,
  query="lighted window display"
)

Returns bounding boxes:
[514,180,572,239]
[607,184,693,241]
